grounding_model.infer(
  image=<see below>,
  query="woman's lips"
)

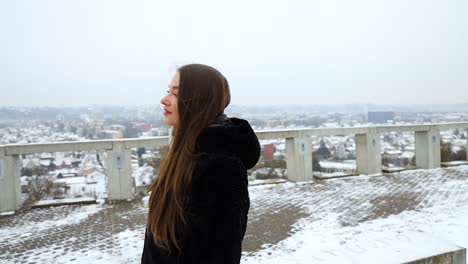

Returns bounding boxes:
[164,110,172,116]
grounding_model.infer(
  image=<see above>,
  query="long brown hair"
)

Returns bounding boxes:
[147,64,231,254]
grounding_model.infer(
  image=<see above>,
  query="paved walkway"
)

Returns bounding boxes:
[1,166,468,263]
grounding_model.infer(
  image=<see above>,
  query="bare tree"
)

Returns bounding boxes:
[28,175,53,201]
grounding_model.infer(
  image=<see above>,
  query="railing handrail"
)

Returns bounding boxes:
[256,121,468,138]
[2,122,468,156]
[1,137,169,156]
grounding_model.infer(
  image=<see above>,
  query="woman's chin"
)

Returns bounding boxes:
[163,118,176,127]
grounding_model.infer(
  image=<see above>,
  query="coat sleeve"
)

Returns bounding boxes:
[187,156,248,264]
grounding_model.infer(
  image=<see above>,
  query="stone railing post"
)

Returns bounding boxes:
[105,142,133,201]
[285,137,313,182]
[0,147,22,214]
[355,130,382,175]
[415,129,441,169]
[466,129,468,161]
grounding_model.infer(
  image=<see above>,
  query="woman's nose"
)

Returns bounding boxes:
[160,95,169,106]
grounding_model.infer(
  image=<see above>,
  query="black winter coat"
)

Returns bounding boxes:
[141,114,261,264]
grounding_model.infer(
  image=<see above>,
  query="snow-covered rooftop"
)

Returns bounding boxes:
[1,166,468,263]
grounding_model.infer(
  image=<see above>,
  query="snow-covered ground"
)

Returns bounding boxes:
[241,167,468,264]
[242,199,468,264]
[0,205,104,247]
[1,166,467,264]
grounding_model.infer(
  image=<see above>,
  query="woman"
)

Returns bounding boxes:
[142,64,260,263]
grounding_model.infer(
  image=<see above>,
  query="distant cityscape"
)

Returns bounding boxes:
[1,104,467,205]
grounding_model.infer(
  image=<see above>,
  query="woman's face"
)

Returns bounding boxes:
[160,72,180,127]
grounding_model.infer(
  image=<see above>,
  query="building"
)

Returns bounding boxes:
[262,143,276,161]
[97,130,123,139]
[368,111,394,124]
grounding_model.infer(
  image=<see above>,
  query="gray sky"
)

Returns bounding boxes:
[1,0,467,107]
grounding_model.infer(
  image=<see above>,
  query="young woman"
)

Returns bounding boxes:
[141,64,260,263]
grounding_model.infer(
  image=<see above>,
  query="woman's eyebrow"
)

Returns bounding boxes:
[167,85,179,90]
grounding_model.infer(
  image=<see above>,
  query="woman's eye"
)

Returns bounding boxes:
[166,89,177,97]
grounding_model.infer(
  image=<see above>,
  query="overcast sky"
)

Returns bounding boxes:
[1,0,467,107]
